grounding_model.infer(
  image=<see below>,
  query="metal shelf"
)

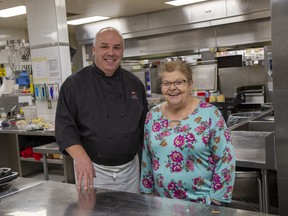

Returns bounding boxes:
[20,157,63,165]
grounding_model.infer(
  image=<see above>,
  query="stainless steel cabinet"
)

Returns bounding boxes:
[190,0,226,23]
[227,0,270,17]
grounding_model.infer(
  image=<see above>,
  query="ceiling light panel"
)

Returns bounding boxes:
[0,5,26,18]
[67,16,110,25]
[165,0,207,6]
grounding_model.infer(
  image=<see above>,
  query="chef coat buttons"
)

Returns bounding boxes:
[106,114,110,118]
[118,93,122,98]
[120,113,126,117]
[108,135,113,139]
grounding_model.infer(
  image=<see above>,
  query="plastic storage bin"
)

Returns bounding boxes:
[22,106,37,122]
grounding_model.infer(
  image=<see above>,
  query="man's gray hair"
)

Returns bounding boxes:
[93,27,124,47]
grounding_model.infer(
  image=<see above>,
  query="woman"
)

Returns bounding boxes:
[140,60,235,206]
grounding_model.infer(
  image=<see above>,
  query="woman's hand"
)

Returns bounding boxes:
[211,198,222,205]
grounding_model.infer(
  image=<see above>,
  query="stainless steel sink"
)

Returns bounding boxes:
[229,108,276,170]
[231,130,276,170]
[229,108,276,213]
[228,108,274,129]
[232,121,275,132]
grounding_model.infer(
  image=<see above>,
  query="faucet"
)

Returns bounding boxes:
[8,105,17,118]
[11,105,17,114]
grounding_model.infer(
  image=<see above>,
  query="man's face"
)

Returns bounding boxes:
[93,30,124,76]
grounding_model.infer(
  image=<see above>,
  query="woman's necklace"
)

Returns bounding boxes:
[164,98,193,126]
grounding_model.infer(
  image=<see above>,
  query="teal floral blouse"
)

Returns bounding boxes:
[140,101,235,204]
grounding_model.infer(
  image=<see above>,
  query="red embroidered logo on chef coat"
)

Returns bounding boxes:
[131,91,138,99]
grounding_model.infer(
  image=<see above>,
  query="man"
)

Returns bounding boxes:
[55,27,148,193]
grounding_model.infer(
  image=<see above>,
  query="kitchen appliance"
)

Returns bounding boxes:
[235,85,265,104]
[0,167,18,188]
[0,94,19,116]
[191,64,218,91]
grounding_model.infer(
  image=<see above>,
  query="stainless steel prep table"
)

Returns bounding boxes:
[0,178,274,216]
[32,142,74,183]
[0,125,55,136]
[0,126,74,183]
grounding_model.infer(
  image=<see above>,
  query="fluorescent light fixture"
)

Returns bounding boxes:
[0,5,26,18]
[67,16,110,25]
[165,0,206,6]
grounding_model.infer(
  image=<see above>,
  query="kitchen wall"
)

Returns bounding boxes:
[0,0,272,121]
[73,0,272,105]
[74,0,271,59]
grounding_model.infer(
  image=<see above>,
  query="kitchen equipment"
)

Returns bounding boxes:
[0,167,11,178]
[21,105,37,122]
[15,120,28,130]
[0,94,19,118]
[0,168,18,188]
[227,111,262,127]
[217,94,225,102]
[191,64,218,91]
[236,85,265,104]
[234,92,246,103]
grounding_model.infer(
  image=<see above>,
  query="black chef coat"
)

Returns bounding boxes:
[55,63,148,166]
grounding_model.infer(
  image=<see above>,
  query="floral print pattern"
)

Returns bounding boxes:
[140,101,235,204]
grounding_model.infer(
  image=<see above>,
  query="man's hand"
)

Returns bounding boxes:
[75,156,95,190]
[66,145,95,190]
[77,188,97,210]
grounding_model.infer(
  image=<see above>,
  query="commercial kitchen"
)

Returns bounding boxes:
[0,0,287,215]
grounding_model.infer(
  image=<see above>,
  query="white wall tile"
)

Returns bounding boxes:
[26,0,69,125]
[51,100,58,113]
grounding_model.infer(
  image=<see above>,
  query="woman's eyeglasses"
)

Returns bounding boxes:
[161,80,189,89]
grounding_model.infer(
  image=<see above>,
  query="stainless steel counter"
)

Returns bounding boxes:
[0,125,55,136]
[0,109,276,214]
[229,108,276,170]
[0,177,43,199]
[229,109,276,214]
[0,178,274,216]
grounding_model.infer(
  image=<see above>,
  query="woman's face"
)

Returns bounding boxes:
[161,70,192,107]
